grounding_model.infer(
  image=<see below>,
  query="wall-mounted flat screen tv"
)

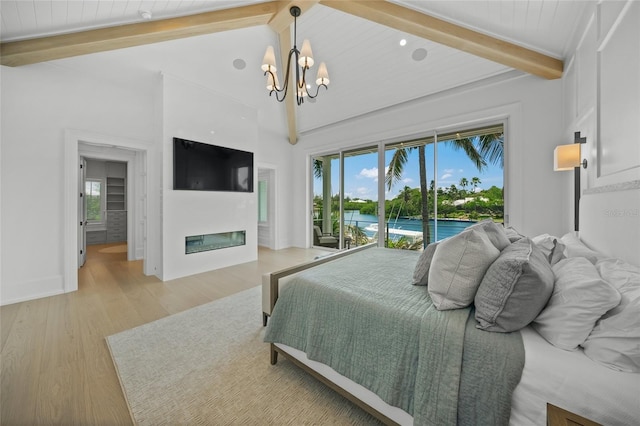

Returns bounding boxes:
[173,138,254,192]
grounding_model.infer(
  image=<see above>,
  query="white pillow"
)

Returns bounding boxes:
[428,228,500,310]
[560,232,603,264]
[531,233,566,265]
[504,226,525,243]
[533,257,621,350]
[582,259,640,372]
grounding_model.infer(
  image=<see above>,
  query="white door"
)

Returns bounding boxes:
[78,157,87,267]
[257,168,276,249]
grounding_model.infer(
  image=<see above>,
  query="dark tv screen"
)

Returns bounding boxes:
[173,138,254,192]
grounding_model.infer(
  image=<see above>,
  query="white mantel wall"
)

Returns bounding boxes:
[160,74,259,281]
[290,72,567,246]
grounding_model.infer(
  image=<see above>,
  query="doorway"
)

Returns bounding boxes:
[78,146,137,266]
[257,167,277,249]
[80,158,129,267]
[64,129,155,295]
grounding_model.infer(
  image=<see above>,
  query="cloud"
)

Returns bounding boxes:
[443,168,455,174]
[356,187,369,195]
[402,178,413,184]
[359,167,380,182]
[441,173,452,180]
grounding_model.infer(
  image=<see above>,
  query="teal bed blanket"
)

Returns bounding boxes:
[264,248,524,425]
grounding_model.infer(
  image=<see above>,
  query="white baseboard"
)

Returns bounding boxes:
[0,275,65,306]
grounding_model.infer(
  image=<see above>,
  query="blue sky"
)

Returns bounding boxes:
[314,142,504,201]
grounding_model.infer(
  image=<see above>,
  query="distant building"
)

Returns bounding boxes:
[452,197,489,206]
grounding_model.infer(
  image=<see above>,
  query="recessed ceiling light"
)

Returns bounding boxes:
[399,39,407,47]
[412,48,428,61]
[233,59,246,70]
[139,10,152,20]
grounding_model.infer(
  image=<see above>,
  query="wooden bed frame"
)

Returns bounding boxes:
[262,243,375,327]
[261,242,400,424]
[262,181,639,426]
[270,343,401,425]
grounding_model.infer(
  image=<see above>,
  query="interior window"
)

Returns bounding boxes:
[85,179,104,223]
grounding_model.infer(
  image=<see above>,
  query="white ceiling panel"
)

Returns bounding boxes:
[391,0,590,58]
[0,1,591,136]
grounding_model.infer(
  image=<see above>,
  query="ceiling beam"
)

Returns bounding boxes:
[268,1,321,34]
[321,0,563,80]
[0,2,279,67]
[276,26,298,145]
[268,1,320,144]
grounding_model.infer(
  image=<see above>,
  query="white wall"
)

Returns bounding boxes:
[0,64,155,305]
[3,0,636,304]
[290,72,567,246]
[256,126,294,249]
[562,0,639,202]
[160,74,259,281]
[0,63,276,304]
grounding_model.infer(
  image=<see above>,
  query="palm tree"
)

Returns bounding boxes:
[471,177,481,193]
[476,133,504,167]
[313,158,323,179]
[449,184,459,200]
[418,145,429,245]
[386,134,503,248]
[401,185,412,203]
[459,177,469,196]
[386,147,431,246]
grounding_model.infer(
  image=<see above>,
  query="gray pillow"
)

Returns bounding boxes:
[467,219,511,251]
[428,228,501,310]
[475,238,554,332]
[412,242,439,286]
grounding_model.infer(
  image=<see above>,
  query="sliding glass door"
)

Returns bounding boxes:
[342,146,379,247]
[311,123,504,250]
[312,146,379,249]
[384,140,435,248]
[312,154,340,247]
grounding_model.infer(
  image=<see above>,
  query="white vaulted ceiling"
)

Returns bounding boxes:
[0,1,590,140]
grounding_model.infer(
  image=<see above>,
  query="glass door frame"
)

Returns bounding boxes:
[309,118,508,249]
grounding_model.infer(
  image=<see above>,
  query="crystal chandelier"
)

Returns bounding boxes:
[261,6,330,105]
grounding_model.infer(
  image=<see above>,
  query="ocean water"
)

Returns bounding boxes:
[343,210,475,244]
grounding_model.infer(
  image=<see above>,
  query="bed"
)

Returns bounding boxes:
[263,182,640,425]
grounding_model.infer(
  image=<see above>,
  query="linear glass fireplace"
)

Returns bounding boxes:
[185,230,246,254]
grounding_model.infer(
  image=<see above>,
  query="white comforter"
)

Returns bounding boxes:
[509,327,640,426]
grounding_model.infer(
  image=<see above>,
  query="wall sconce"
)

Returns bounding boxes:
[554,143,587,170]
[554,132,587,231]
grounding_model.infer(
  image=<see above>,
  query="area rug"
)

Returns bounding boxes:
[106,286,382,425]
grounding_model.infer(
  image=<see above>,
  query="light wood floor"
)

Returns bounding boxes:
[1,243,328,425]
